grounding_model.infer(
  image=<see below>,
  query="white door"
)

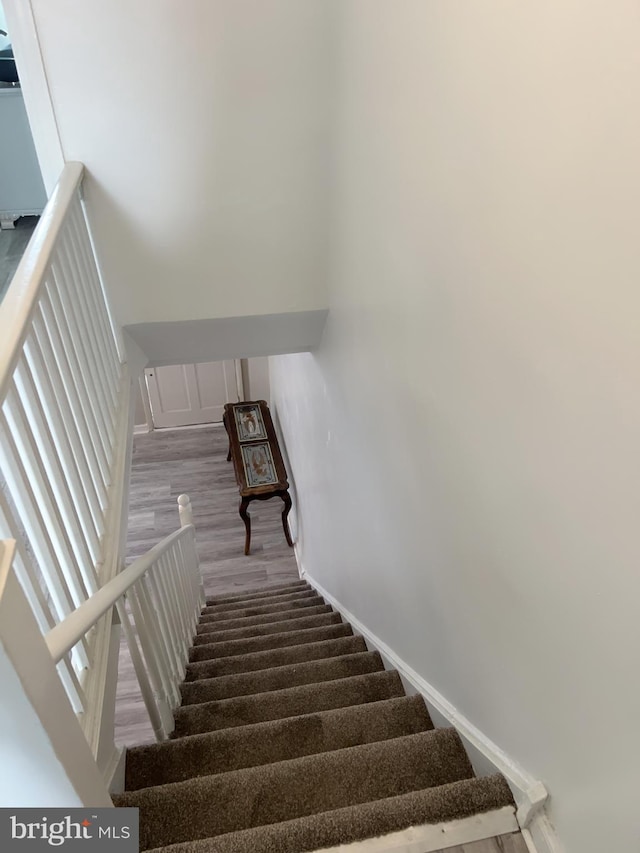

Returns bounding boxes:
[145,360,241,428]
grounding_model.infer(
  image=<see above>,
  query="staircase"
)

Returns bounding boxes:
[114,579,515,852]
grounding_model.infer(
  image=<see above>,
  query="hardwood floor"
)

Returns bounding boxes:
[115,424,300,746]
[0,216,38,301]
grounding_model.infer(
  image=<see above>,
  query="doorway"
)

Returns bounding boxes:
[144,360,242,429]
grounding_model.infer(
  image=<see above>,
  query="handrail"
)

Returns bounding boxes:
[46,525,193,664]
[0,161,84,402]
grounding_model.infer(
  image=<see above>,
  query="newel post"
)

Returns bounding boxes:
[177,495,205,609]
[177,494,193,527]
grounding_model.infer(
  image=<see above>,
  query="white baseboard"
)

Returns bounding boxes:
[522,812,565,853]
[296,552,563,853]
[309,807,518,853]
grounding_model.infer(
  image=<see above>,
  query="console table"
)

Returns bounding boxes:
[223,400,293,556]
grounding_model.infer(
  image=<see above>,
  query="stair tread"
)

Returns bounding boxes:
[125,695,433,790]
[184,635,368,681]
[190,623,353,662]
[115,729,476,850]
[143,775,514,853]
[193,611,341,645]
[205,580,309,606]
[198,595,326,624]
[172,669,404,737]
[195,604,333,634]
[180,650,384,705]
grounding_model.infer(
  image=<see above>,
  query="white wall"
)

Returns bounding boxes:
[271,4,640,852]
[0,3,10,50]
[245,356,270,404]
[27,0,332,327]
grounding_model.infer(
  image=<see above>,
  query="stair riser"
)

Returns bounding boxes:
[125,696,433,790]
[180,651,384,705]
[189,624,354,662]
[172,671,404,738]
[193,612,342,645]
[184,636,368,681]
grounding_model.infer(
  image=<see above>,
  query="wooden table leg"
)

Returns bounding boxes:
[280,490,293,547]
[239,497,252,555]
[223,412,232,461]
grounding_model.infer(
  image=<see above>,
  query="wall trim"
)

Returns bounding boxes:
[308,807,518,853]
[295,551,561,848]
[521,813,565,853]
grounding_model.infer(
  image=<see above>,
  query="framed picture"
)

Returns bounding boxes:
[241,442,279,487]
[234,404,267,441]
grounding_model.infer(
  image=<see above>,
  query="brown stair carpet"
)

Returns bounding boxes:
[195,603,333,633]
[184,634,368,681]
[189,622,354,662]
[198,595,326,624]
[200,589,321,616]
[204,580,310,605]
[115,580,515,852]
[180,650,385,705]
[192,610,343,644]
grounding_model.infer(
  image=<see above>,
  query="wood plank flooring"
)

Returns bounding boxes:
[115,425,300,746]
[114,426,528,853]
[0,216,38,301]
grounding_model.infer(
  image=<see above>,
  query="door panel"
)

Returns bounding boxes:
[145,360,240,428]
[154,365,192,415]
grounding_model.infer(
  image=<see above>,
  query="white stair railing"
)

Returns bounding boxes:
[0,162,130,756]
[0,539,113,808]
[46,495,205,742]
[1,496,204,805]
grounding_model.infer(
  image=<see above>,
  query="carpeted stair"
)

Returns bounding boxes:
[114,579,515,852]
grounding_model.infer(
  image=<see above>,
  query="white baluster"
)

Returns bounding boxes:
[145,569,181,707]
[68,200,120,398]
[126,583,173,736]
[0,488,56,635]
[15,356,98,592]
[50,258,113,461]
[58,228,118,427]
[160,551,189,665]
[24,327,102,559]
[38,293,109,514]
[3,386,93,604]
[45,280,111,489]
[116,597,170,741]
[136,575,174,710]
